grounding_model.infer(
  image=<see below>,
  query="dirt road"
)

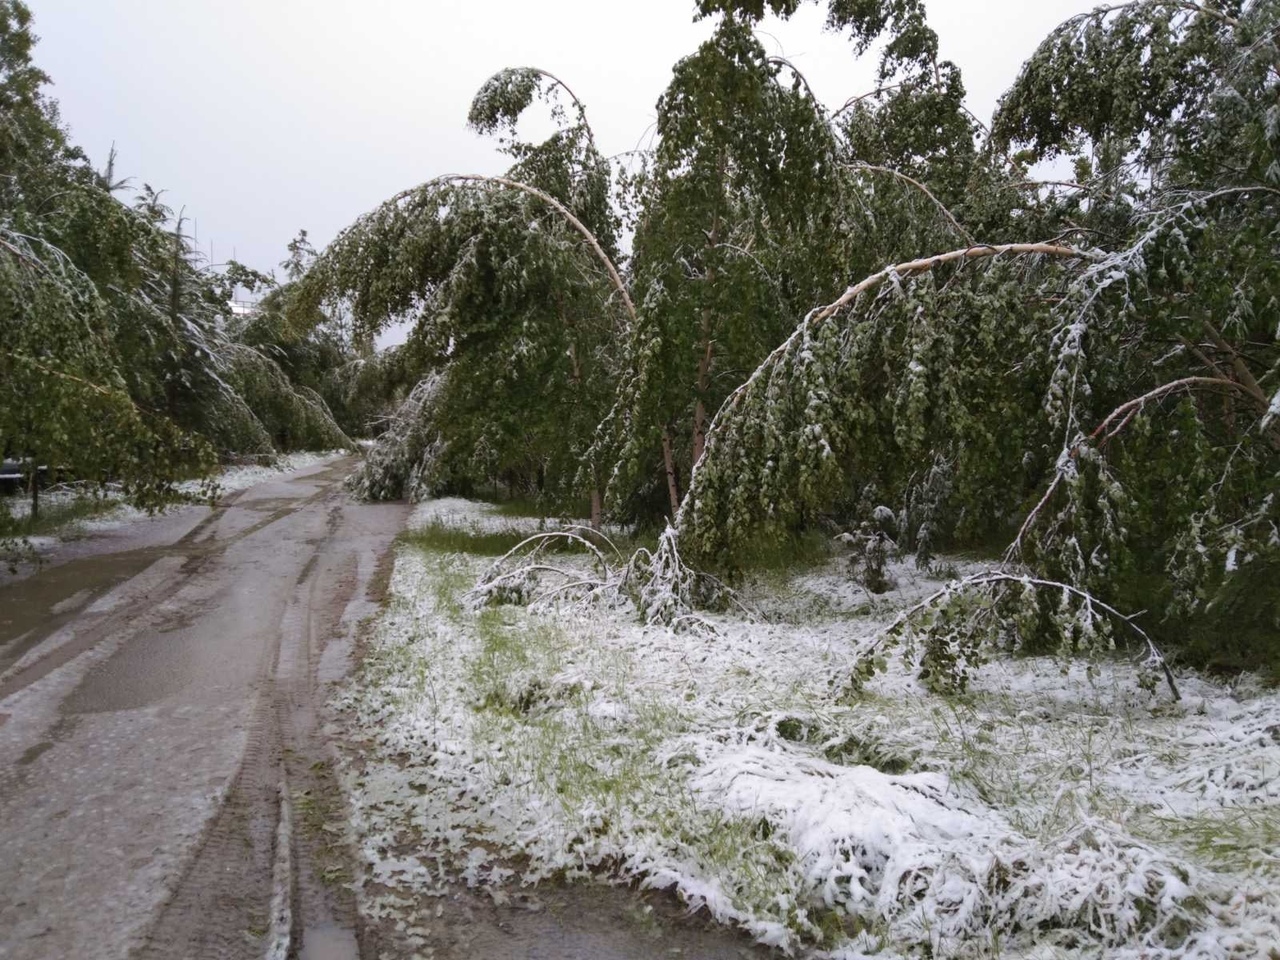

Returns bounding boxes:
[0,457,408,960]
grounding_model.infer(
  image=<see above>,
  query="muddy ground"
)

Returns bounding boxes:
[0,459,768,959]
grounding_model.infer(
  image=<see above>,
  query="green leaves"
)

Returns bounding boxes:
[468,67,554,139]
[992,0,1240,167]
[695,0,939,80]
[0,2,365,559]
[0,229,216,554]
[305,0,1280,680]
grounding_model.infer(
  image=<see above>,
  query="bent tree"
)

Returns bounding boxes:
[678,0,1280,680]
[305,67,626,521]
[330,0,1279,681]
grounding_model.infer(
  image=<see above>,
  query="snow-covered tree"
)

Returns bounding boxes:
[310,70,625,518]
[2,1,350,555]
[677,0,1280,676]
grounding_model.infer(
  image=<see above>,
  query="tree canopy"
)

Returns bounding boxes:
[319,0,1279,680]
[1,1,356,554]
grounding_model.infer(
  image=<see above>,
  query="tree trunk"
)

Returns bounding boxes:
[661,428,681,518]
[692,338,713,467]
[590,488,602,531]
[28,461,38,524]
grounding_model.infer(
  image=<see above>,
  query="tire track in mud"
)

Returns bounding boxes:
[278,507,366,959]
[0,457,403,960]
[132,690,284,960]
[132,488,367,960]
[0,470,345,704]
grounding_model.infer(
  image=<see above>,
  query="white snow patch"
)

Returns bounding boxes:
[181,450,346,497]
[338,496,1280,959]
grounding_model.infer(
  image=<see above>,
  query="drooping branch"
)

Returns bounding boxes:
[766,55,826,116]
[811,242,1090,326]
[875,572,1181,700]
[1073,0,1239,28]
[677,242,1097,530]
[426,174,637,326]
[1005,375,1267,562]
[846,163,976,244]
[1090,375,1265,442]
[469,66,602,154]
[3,350,127,402]
[516,66,599,151]
[725,244,1091,416]
[832,83,905,119]
[523,67,591,122]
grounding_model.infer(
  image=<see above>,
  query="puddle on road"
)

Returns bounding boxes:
[238,497,308,514]
[364,878,770,960]
[16,740,54,766]
[301,925,360,960]
[0,551,159,676]
[0,464,348,681]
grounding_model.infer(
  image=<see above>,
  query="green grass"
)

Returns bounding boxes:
[401,520,540,556]
[1136,805,1280,874]
[483,492,595,520]
[732,529,835,581]
[401,518,604,559]
[488,497,546,519]
[448,576,811,931]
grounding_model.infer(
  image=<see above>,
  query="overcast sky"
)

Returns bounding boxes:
[27,0,1096,281]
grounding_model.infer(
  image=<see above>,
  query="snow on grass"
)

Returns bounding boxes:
[0,484,119,523]
[337,497,1280,959]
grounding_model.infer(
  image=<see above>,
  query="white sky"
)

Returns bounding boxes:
[28,0,1096,280]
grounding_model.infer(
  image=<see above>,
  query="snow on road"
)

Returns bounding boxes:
[338,497,1280,959]
[0,451,347,551]
[184,450,348,497]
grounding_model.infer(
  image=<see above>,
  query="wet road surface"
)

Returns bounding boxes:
[0,458,408,959]
[0,459,770,960]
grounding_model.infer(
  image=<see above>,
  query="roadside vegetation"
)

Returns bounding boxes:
[0,1,382,561]
[341,499,1280,958]
[319,0,1280,955]
[6,0,1279,954]
[311,0,1280,683]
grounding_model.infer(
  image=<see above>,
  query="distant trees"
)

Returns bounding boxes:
[1,0,353,552]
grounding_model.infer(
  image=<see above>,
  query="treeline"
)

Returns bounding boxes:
[4,0,1277,673]
[310,0,1279,674]
[0,0,399,544]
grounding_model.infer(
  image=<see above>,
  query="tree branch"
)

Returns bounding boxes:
[522,66,599,151]
[428,173,637,326]
[832,83,905,119]
[3,350,126,401]
[1005,375,1267,563]
[1077,0,1239,28]
[679,242,1096,527]
[846,163,976,244]
[1089,375,1261,441]
[1201,319,1270,407]
[811,242,1091,327]
[879,572,1181,699]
